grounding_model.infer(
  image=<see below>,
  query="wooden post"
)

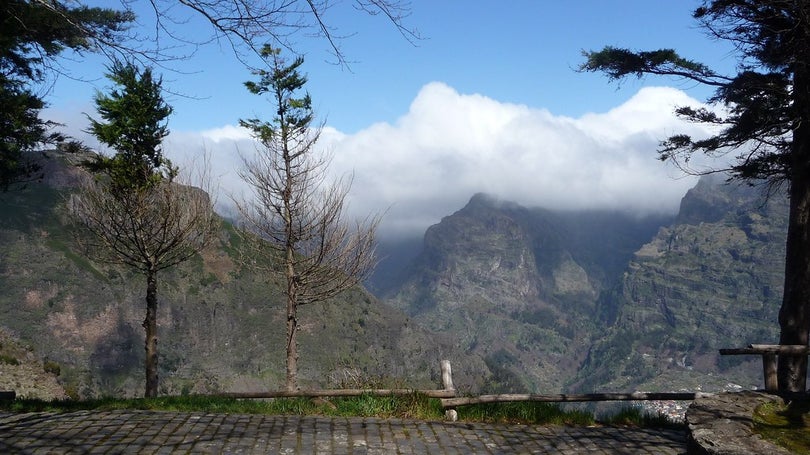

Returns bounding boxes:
[441,360,458,422]
[441,360,455,392]
[763,354,778,391]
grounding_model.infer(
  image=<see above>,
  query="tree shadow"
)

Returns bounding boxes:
[88,312,142,396]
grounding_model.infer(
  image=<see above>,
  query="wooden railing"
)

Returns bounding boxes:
[221,360,712,421]
[720,343,810,391]
[220,388,456,399]
[0,358,724,420]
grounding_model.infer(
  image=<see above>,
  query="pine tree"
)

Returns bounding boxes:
[0,0,132,190]
[86,60,175,193]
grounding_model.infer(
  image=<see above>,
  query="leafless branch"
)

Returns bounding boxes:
[70,168,219,274]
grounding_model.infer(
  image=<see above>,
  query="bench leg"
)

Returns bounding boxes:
[763,354,778,391]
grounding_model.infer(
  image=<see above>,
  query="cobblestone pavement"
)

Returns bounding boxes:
[0,410,687,454]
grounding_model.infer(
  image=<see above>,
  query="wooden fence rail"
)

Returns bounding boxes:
[440,392,713,408]
[220,388,456,399]
[0,360,727,421]
[217,361,712,421]
[720,344,810,391]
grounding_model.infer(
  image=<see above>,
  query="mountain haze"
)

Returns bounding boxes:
[576,176,787,392]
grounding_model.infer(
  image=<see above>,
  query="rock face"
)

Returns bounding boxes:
[384,176,791,394]
[575,177,787,393]
[387,193,672,392]
[5,153,793,397]
[0,328,66,400]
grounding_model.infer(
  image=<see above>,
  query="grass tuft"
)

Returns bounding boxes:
[457,401,595,426]
[599,406,679,428]
[0,354,20,365]
[754,399,810,454]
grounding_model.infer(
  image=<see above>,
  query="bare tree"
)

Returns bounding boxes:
[72,176,218,397]
[173,0,418,65]
[236,47,378,391]
[70,61,219,397]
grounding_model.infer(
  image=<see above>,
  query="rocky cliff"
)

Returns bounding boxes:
[387,193,672,392]
[385,176,790,394]
[4,152,790,398]
[574,176,787,392]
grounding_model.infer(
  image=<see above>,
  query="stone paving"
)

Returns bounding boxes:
[0,410,687,454]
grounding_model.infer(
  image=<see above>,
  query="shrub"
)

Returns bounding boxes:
[43,360,61,376]
[0,354,19,365]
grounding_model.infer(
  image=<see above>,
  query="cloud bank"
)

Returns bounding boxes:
[59,82,715,238]
[315,83,712,237]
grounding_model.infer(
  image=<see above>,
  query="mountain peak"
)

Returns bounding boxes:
[467,192,498,206]
[464,193,523,212]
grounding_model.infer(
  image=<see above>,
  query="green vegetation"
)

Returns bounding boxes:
[754,400,810,454]
[42,360,61,377]
[0,394,680,428]
[599,406,680,429]
[457,401,594,426]
[0,354,20,365]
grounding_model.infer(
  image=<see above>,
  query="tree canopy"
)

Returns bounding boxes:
[0,0,132,190]
[85,60,175,192]
[581,0,810,391]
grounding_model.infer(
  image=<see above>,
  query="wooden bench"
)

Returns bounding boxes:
[719,344,810,391]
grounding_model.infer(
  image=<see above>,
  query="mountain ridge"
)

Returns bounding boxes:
[573,177,787,392]
[385,191,674,392]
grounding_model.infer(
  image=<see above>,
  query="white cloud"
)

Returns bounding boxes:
[314,83,710,237]
[197,124,253,143]
[48,82,716,238]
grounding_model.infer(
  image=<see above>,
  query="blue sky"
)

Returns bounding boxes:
[44,1,738,237]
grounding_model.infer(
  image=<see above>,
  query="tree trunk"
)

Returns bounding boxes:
[285,294,298,392]
[143,267,159,397]
[778,63,810,392]
[284,233,299,392]
[281,105,299,393]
